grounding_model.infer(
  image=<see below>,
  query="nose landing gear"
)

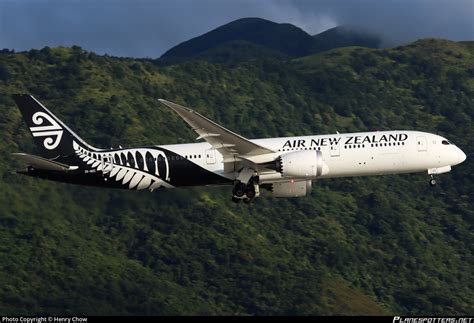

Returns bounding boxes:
[427,167,451,187]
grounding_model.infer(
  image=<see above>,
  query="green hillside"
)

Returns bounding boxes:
[0,39,473,315]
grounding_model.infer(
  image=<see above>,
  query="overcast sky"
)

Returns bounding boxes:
[0,0,473,58]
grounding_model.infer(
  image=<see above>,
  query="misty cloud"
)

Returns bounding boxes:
[0,0,472,58]
[271,0,474,46]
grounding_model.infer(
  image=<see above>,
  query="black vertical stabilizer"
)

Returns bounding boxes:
[12,94,97,158]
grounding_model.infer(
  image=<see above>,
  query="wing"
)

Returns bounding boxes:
[158,99,276,163]
[12,153,78,172]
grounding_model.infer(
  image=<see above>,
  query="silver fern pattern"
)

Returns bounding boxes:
[73,141,174,190]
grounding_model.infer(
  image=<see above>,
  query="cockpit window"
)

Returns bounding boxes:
[442,140,452,145]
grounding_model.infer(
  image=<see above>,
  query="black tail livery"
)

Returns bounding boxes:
[13,94,96,159]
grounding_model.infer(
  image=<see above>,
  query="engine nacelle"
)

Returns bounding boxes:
[276,150,328,178]
[271,180,312,197]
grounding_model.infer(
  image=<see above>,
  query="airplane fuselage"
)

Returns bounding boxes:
[25,130,465,191]
[13,94,466,200]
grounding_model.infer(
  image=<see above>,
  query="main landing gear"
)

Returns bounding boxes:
[232,179,259,203]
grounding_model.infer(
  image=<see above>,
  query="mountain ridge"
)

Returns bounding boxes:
[159,17,382,63]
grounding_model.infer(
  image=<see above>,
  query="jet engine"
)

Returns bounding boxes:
[270,180,312,197]
[275,150,328,178]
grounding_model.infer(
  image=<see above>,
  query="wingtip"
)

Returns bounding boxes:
[157,98,172,106]
[157,99,198,116]
[158,98,184,109]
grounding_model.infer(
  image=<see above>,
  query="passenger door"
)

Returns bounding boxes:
[102,154,113,175]
[330,142,340,157]
[417,136,427,152]
[206,148,216,164]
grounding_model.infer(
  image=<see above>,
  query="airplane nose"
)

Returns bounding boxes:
[458,149,466,164]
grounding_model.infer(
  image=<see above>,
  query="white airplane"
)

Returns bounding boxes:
[12,94,466,202]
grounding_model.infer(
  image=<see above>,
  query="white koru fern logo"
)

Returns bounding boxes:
[30,112,64,150]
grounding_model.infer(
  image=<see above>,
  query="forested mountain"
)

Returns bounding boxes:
[159,18,381,63]
[0,36,473,315]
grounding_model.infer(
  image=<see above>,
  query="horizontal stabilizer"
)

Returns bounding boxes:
[12,153,78,172]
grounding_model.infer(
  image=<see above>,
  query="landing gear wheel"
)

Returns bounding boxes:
[232,182,246,197]
[231,176,260,202]
[244,186,256,199]
[429,178,437,187]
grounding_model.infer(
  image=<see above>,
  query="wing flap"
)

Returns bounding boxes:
[12,153,78,172]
